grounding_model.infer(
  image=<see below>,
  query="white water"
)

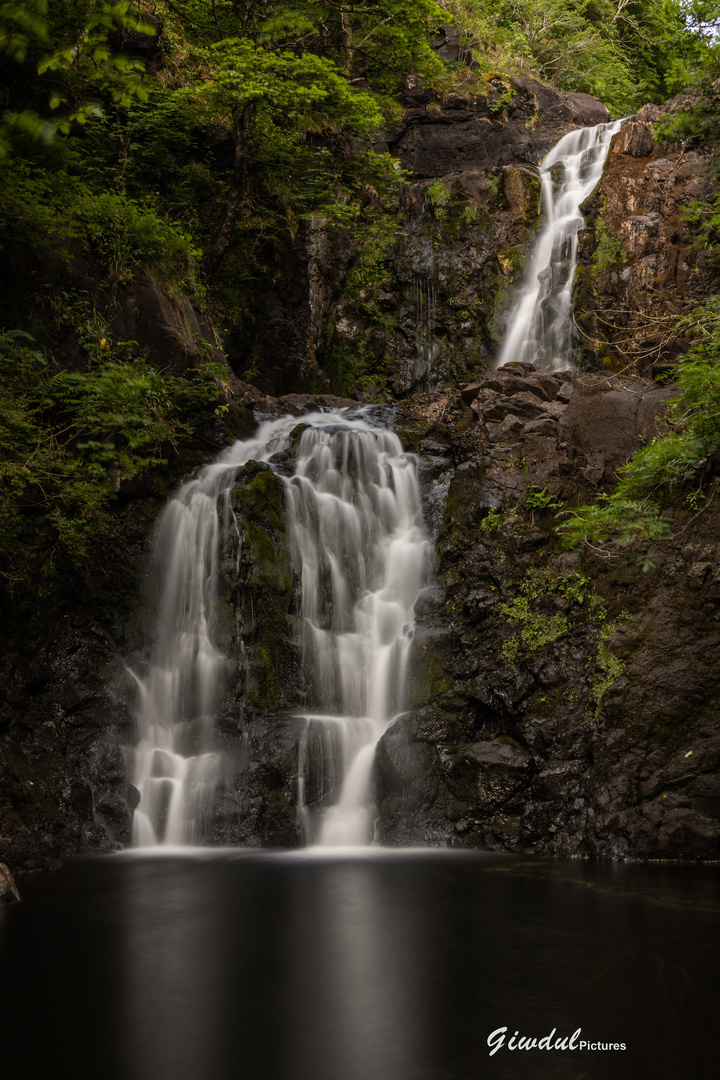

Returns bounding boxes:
[129,121,622,848]
[496,119,623,372]
[129,410,430,848]
[128,414,302,846]
[288,420,432,845]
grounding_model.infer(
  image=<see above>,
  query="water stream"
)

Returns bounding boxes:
[130,118,622,848]
[496,118,623,371]
[128,410,430,847]
[127,416,294,846]
[289,422,431,845]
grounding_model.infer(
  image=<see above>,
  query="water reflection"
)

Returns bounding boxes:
[0,852,717,1080]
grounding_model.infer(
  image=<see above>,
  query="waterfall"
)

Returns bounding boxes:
[128,409,431,848]
[496,118,623,372]
[288,420,432,845]
[127,415,299,846]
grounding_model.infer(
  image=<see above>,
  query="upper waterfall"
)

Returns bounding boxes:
[496,119,623,372]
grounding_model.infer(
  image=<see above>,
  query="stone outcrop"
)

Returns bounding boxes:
[0,861,20,904]
[373,363,720,857]
[236,76,611,397]
[385,74,609,178]
[576,103,719,374]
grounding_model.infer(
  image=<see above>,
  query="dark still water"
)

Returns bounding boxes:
[0,851,717,1080]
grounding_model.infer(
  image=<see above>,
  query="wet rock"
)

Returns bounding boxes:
[0,863,20,904]
[385,376,720,859]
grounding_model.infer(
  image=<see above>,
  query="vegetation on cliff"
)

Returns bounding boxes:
[0,1,718,596]
[559,63,720,561]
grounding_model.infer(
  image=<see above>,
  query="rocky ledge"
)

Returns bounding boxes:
[375,362,720,858]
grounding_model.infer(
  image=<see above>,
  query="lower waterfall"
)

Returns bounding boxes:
[128,415,295,846]
[289,421,431,845]
[128,410,431,847]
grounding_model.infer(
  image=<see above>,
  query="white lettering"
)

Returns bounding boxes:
[487,1028,507,1057]
[486,1026,626,1054]
[538,1028,556,1050]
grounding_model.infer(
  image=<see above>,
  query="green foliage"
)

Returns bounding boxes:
[525,483,563,512]
[654,75,720,144]
[0,330,223,593]
[0,161,202,290]
[446,0,718,114]
[557,297,720,563]
[0,2,157,156]
[494,566,598,661]
[427,180,451,207]
[594,222,627,273]
[487,82,516,114]
[480,506,502,533]
[685,191,720,268]
[558,572,591,605]
[0,158,75,250]
[75,191,202,288]
[498,593,568,662]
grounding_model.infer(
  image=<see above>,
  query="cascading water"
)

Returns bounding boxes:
[412,273,441,388]
[496,118,623,372]
[128,121,623,849]
[288,421,432,846]
[128,409,431,848]
[128,416,299,846]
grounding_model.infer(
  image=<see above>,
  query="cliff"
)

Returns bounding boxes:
[1,77,719,872]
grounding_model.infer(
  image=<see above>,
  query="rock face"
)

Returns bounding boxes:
[1,368,719,868]
[1,82,719,871]
[373,364,720,857]
[576,103,719,374]
[236,76,611,397]
[386,75,609,178]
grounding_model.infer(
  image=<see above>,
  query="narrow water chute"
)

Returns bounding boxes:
[496,119,623,371]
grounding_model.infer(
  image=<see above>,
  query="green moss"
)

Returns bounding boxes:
[493,566,613,664]
[590,643,625,720]
[498,595,569,662]
[409,650,453,706]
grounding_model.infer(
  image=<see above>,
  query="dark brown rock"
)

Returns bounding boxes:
[0,862,20,904]
[576,102,719,374]
[383,379,720,858]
